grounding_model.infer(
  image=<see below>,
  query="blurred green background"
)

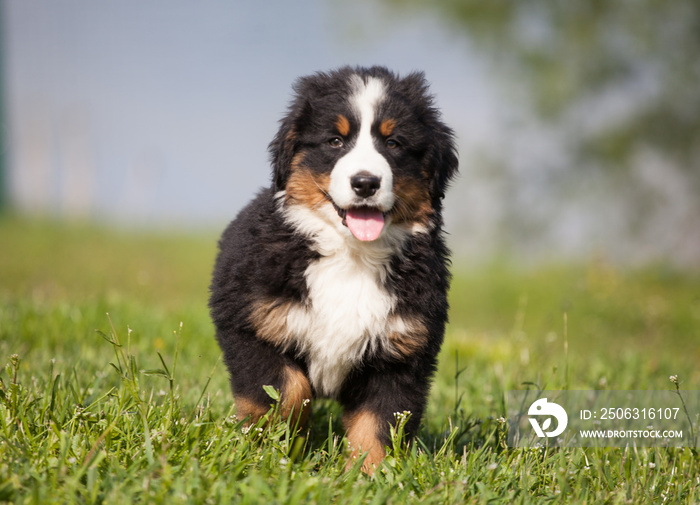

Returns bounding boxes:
[2,215,699,411]
[1,1,699,397]
[2,1,699,265]
[2,5,699,501]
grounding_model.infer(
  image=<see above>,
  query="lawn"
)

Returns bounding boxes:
[1,215,699,503]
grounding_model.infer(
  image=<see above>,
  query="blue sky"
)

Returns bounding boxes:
[4,1,497,231]
[8,1,695,264]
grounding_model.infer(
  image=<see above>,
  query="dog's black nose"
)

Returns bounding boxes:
[350,172,381,198]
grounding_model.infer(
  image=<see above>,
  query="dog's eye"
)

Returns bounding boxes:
[328,137,344,148]
[385,138,400,149]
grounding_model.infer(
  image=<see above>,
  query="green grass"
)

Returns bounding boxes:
[1,215,700,503]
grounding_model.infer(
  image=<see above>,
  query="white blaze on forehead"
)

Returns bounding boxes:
[351,75,385,134]
[328,75,394,213]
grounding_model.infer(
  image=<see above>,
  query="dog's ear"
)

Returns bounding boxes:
[429,124,458,201]
[269,81,314,190]
[399,72,458,202]
[269,116,297,190]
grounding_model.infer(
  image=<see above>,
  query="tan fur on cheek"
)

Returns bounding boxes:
[391,176,433,227]
[343,410,386,475]
[284,159,331,210]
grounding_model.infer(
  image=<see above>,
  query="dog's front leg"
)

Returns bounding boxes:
[339,364,431,474]
[222,333,313,429]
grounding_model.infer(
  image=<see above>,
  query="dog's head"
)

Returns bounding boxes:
[269,66,457,242]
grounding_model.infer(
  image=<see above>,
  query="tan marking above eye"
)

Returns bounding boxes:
[379,119,396,137]
[336,114,350,137]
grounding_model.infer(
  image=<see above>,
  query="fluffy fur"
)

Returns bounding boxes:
[209,66,457,473]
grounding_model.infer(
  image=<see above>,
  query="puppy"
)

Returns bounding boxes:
[210,66,457,473]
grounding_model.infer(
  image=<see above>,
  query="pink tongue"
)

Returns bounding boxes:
[346,208,385,242]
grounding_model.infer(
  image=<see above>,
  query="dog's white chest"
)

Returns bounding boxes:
[280,199,412,397]
[288,248,395,397]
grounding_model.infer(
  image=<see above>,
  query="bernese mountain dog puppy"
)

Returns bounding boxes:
[210,66,457,473]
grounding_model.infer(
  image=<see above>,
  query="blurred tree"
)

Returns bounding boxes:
[380,0,700,263]
[382,1,699,177]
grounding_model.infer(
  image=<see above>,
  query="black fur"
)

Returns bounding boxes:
[209,188,316,408]
[210,66,457,466]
